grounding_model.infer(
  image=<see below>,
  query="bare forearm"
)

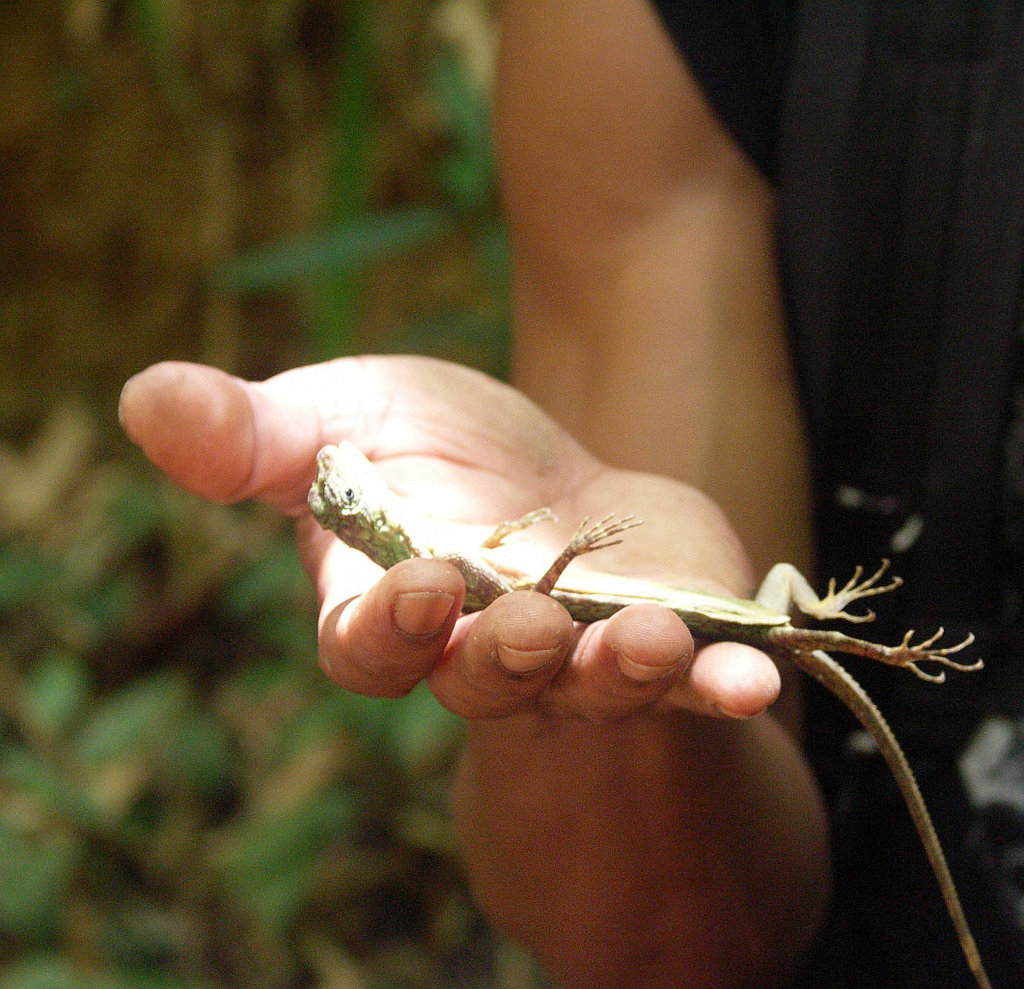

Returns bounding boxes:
[499,0,811,580]
[478,2,825,982]
[510,207,813,582]
[454,711,830,989]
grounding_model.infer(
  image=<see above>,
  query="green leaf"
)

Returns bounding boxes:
[75,671,190,766]
[78,576,138,639]
[320,683,461,771]
[104,477,167,546]
[381,685,462,772]
[0,544,64,614]
[218,788,360,927]
[218,538,309,618]
[234,655,302,699]
[380,312,511,379]
[168,709,236,796]
[0,819,80,939]
[327,1,375,221]
[0,958,84,989]
[0,748,104,832]
[24,650,91,735]
[473,218,511,300]
[0,957,206,989]
[432,51,496,211]
[213,207,454,293]
[318,689,399,745]
[126,0,173,58]
[311,0,379,357]
[275,693,353,755]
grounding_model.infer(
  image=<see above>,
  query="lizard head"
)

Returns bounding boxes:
[309,442,382,524]
[307,442,415,568]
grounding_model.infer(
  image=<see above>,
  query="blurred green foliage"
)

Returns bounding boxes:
[0,0,546,986]
[0,453,544,987]
[215,2,511,374]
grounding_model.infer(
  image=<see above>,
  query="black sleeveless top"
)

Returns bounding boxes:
[648,0,1024,730]
[646,3,1024,985]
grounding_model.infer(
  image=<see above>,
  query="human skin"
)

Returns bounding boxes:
[460,3,828,983]
[120,354,828,988]
[119,0,832,985]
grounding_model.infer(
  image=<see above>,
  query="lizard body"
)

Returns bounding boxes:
[308,442,991,989]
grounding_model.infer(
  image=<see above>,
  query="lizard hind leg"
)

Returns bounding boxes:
[532,514,643,596]
[878,628,982,682]
[758,559,902,624]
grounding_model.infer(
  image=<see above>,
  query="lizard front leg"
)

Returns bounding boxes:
[532,514,643,596]
[431,511,640,612]
[432,549,516,612]
[441,508,560,610]
[480,508,557,549]
[476,510,643,598]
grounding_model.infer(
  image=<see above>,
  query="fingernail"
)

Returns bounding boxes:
[392,592,456,637]
[616,651,676,683]
[495,644,564,675]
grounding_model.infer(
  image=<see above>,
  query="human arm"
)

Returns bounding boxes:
[500,0,811,579]
[452,0,828,984]
[117,1,833,981]
[310,442,988,988]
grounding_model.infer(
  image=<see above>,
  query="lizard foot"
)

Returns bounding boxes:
[810,560,903,623]
[878,628,981,683]
[481,508,557,549]
[567,513,644,556]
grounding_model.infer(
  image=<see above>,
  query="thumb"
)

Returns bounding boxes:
[118,361,317,512]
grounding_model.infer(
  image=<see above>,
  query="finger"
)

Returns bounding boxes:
[427,591,575,718]
[120,360,334,513]
[318,557,465,698]
[119,362,262,503]
[663,640,782,718]
[550,604,695,720]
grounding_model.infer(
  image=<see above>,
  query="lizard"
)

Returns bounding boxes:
[308,441,992,989]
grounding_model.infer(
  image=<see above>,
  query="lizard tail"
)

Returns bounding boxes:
[794,649,992,989]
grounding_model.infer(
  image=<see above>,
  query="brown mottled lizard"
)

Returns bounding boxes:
[308,441,991,989]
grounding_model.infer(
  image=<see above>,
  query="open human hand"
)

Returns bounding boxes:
[119,356,780,722]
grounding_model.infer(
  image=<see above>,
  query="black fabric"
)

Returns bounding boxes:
[651,0,1024,731]
[646,1,795,176]
[773,9,1024,984]
[792,751,1020,988]
[646,2,1024,985]
[778,0,1024,741]
[1001,329,1024,630]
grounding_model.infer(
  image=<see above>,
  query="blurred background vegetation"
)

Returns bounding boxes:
[0,1,550,986]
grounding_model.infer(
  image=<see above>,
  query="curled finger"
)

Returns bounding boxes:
[428,591,575,718]
[318,557,465,698]
[550,603,695,720]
